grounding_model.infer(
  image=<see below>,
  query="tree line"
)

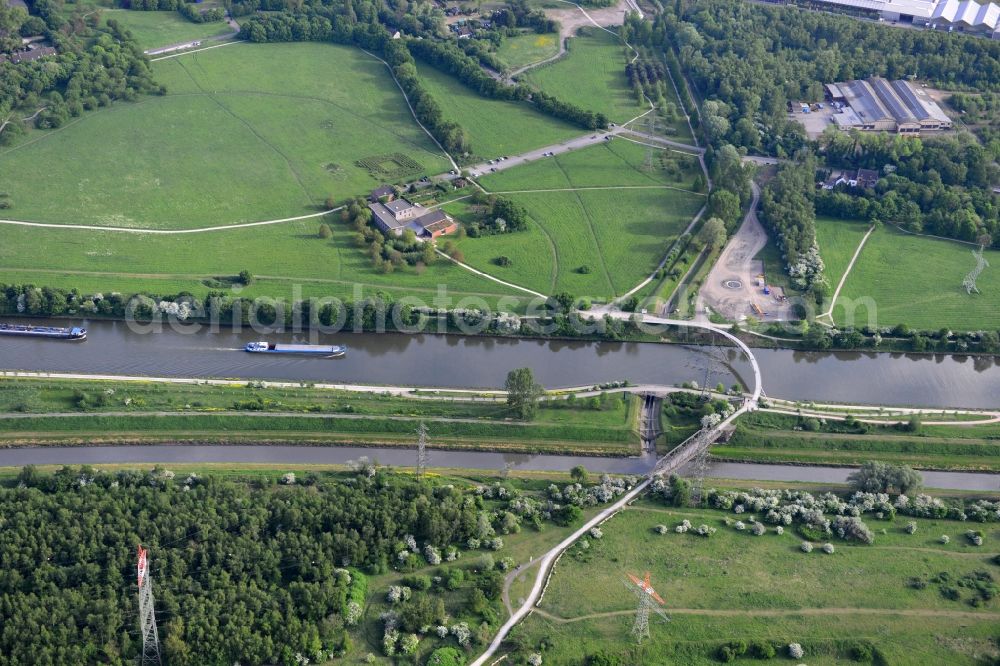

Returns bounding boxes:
[122,0,225,23]
[759,157,828,300]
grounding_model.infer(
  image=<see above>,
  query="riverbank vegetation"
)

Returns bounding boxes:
[0,463,640,664]
[714,411,1000,472]
[505,486,1000,664]
[0,376,642,455]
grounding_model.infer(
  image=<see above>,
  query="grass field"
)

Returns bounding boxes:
[716,411,1000,471]
[495,31,560,70]
[0,215,528,306]
[105,9,234,51]
[0,377,641,454]
[832,226,1000,331]
[0,43,452,229]
[815,216,870,294]
[511,500,1000,664]
[524,27,644,125]
[416,64,581,160]
[450,141,705,298]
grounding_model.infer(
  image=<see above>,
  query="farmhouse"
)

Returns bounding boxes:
[0,44,56,64]
[368,198,459,240]
[830,78,952,134]
[820,168,882,189]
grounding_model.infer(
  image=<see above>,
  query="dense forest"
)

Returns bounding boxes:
[0,466,477,664]
[0,3,160,143]
[624,1,1000,156]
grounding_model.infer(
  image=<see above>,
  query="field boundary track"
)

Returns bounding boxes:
[0,209,336,234]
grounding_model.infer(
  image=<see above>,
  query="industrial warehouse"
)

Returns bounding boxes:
[826,78,953,134]
[796,0,1000,37]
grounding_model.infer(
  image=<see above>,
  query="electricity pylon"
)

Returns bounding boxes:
[963,245,989,294]
[624,571,670,642]
[137,546,162,666]
[416,422,429,477]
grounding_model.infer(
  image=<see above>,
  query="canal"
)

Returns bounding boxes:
[0,318,998,408]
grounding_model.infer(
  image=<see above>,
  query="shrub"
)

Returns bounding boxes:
[696,524,716,537]
[966,530,984,546]
[576,265,592,274]
[800,541,813,553]
[905,521,918,534]
[426,646,466,666]
[788,643,804,659]
[318,223,333,238]
[822,542,835,554]
[748,640,776,659]
[717,640,748,662]
[655,524,669,534]
[832,516,875,545]
[940,535,950,544]
[751,521,766,536]
[847,641,875,662]
[494,255,512,267]
[775,526,784,535]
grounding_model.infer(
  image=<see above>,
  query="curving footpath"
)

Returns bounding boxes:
[470,313,761,665]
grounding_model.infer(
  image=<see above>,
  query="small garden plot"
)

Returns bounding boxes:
[355,153,425,181]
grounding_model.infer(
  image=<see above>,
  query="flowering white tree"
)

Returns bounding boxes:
[800,542,813,553]
[589,527,603,539]
[775,526,784,535]
[822,543,835,554]
[788,643,804,659]
[528,654,543,666]
[939,535,950,544]
[345,602,363,626]
[905,521,918,534]
[655,524,669,534]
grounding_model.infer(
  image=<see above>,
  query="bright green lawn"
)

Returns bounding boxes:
[495,31,560,70]
[416,64,581,160]
[524,27,644,125]
[832,226,1000,331]
[513,502,1000,665]
[815,216,870,292]
[0,43,452,229]
[453,142,705,298]
[0,217,525,306]
[105,9,234,51]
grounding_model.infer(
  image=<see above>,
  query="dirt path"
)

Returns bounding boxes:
[533,605,1000,624]
[819,224,875,321]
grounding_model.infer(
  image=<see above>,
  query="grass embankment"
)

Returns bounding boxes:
[452,141,704,299]
[416,63,581,160]
[105,9,234,51]
[512,499,1000,664]
[524,27,644,126]
[0,42,452,229]
[714,411,1000,471]
[0,378,641,455]
[832,225,1000,331]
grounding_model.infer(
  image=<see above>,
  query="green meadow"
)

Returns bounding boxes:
[814,216,871,294]
[452,141,705,298]
[495,31,560,70]
[0,43,452,229]
[0,217,525,306]
[524,27,645,125]
[512,501,1000,664]
[831,226,1000,331]
[105,9,234,51]
[416,63,581,159]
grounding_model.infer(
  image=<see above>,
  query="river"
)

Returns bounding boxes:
[0,445,994,491]
[0,318,998,408]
